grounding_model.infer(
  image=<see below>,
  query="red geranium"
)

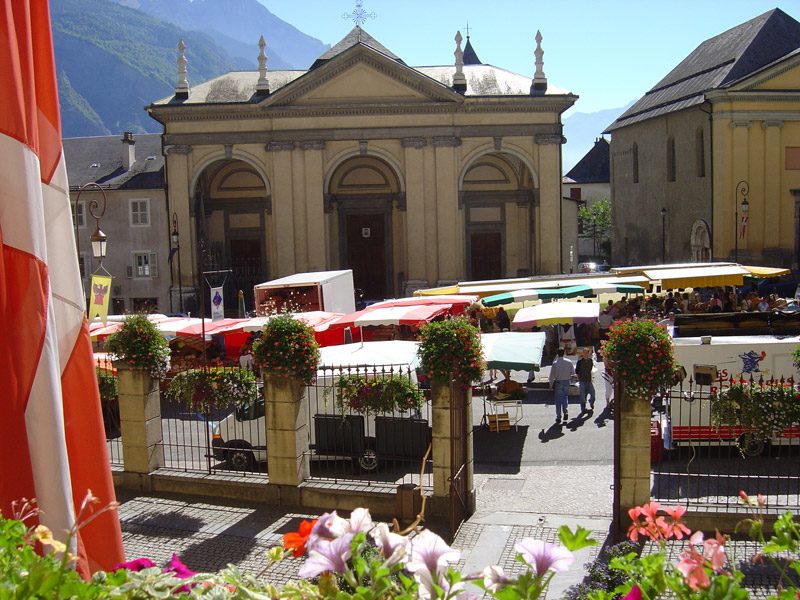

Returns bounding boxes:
[283,518,318,557]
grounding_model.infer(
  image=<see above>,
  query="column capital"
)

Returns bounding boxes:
[402,137,427,149]
[300,140,326,151]
[432,136,462,148]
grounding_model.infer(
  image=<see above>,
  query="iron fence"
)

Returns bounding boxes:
[651,374,800,514]
[96,355,123,466]
[159,365,266,477]
[305,364,433,490]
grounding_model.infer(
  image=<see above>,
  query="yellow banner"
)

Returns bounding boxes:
[88,275,113,325]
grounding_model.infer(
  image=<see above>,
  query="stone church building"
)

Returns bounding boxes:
[148,27,576,310]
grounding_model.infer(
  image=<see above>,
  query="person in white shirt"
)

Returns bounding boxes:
[548,348,575,423]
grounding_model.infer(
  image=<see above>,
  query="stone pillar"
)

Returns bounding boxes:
[430,381,475,515]
[116,363,163,474]
[617,390,652,520]
[264,375,310,487]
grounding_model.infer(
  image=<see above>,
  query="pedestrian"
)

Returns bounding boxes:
[575,348,596,413]
[495,306,511,331]
[548,347,574,424]
[239,344,254,371]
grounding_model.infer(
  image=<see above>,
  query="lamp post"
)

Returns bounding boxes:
[172,213,184,314]
[660,207,667,264]
[74,182,108,268]
[735,180,749,263]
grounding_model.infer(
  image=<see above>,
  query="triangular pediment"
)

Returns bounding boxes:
[262,44,463,108]
[726,50,800,92]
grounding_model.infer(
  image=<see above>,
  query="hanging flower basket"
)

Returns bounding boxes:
[166,367,258,414]
[252,314,320,384]
[334,374,425,415]
[600,318,675,397]
[418,317,484,386]
[105,314,170,380]
[97,369,118,403]
[711,382,800,443]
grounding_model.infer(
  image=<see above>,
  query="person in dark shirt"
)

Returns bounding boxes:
[496,307,511,331]
[575,348,596,413]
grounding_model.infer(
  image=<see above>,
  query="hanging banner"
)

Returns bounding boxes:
[210,285,225,321]
[88,275,113,325]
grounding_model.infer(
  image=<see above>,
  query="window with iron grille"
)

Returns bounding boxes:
[130,198,150,227]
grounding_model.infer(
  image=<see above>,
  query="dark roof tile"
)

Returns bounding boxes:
[565,138,609,183]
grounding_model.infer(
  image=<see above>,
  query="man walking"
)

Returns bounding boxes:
[548,347,574,423]
[575,348,596,413]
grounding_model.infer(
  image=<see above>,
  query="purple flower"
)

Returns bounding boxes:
[163,553,197,578]
[348,507,373,534]
[113,557,156,572]
[298,533,354,579]
[406,530,460,595]
[514,538,574,576]
[307,510,349,552]
[482,565,511,593]
[370,522,410,567]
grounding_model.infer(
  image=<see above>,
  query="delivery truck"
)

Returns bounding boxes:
[662,332,800,455]
[254,270,355,316]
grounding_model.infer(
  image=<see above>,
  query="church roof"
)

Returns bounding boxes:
[565,138,609,183]
[463,38,481,65]
[63,134,164,190]
[606,8,800,132]
[310,26,404,68]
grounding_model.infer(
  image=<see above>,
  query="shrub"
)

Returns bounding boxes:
[97,368,118,403]
[105,314,169,380]
[418,317,484,386]
[252,314,320,384]
[712,382,800,444]
[600,318,675,397]
[334,373,425,414]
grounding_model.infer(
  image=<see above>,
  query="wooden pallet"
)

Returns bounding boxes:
[487,412,511,432]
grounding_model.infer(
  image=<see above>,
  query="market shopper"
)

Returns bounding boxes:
[548,348,574,423]
[575,348,596,413]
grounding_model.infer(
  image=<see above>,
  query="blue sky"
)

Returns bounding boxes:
[261,1,800,115]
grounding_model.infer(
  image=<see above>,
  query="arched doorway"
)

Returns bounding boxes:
[461,152,536,280]
[327,156,402,302]
[690,219,711,262]
[193,159,270,315]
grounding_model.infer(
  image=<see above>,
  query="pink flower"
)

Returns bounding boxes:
[514,538,574,576]
[482,565,511,593]
[702,531,727,571]
[622,584,642,600]
[370,522,410,567]
[307,510,349,551]
[407,530,461,593]
[163,553,196,578]
[676,543,710,591]
[114,557,157,572]
[298,533,354,579]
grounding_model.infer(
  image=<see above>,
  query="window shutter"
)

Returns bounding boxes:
[126,265,133,278]
[149,252,158,278]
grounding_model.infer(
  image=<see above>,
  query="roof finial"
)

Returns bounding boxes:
[175,39,189,99]
[530,30,547,95]
[256,35,269,94]
[342,0,376,28]
[453,30,467,92]
[464,20,471,38]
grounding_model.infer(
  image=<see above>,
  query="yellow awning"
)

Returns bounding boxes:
[743,266,791,278]
[643,265,749,289]
[413,285,460,296]
[459,275,650,297]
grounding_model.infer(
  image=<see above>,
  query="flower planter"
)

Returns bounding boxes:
[375,415,431,460]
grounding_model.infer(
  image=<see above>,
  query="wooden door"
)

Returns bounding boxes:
[346,213,387,301]
[470,231,502,280]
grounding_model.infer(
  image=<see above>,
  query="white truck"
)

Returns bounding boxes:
[662,333,800,454]
[253,270,355,316]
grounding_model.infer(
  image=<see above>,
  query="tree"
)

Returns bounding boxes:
[578,198,612,261]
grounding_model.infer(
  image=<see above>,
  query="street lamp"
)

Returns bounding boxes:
[735,180,749,263]
[74,182,109,267]
[660,207,667,264]
[172,213,184,313]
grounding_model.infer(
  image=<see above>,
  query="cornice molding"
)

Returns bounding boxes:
[164,144,192,155]
[401,137,427,149]
[265,141,295,152]
[300,140,326,150]
[534,133,565,145]
[712,110,800,122]
[432,136,462,148]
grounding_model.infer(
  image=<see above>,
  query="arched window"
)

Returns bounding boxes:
[667,136,676,182]
[632,143,639,183]
[696,128,705,178]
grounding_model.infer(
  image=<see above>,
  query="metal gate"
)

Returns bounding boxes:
[448,382,469,538]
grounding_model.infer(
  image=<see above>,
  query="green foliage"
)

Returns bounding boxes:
[600,318,675,397]
[712,383,800,445]
[578,198,612,260]
[334,374,425,414]
[105,314,170,380]
[792,345,800,372]
[96,368,118,403]
[418,317,484,386]
[166,368,258,413]
[252,314,320,384]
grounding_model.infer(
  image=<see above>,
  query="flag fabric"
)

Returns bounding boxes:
[740,215,748,238]
[0,0,124,575]
[88,274,113,325]
[210,285,225,321]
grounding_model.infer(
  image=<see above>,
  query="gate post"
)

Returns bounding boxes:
[115,363,164,475]
[430,381,475,518]
[615,385,652,538]
[264,374,310,496]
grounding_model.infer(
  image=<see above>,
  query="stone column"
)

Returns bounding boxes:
[264,375,310,491]
[430,381,475,516]
[617,389,652,521]
[115,363,164,474]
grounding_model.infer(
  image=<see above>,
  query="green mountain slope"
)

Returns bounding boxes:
[52,0,239,136]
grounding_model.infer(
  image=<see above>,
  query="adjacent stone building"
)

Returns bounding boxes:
[147,27,576,310]
[606,8,800,268]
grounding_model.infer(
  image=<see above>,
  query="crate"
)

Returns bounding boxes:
[488,413,511,432]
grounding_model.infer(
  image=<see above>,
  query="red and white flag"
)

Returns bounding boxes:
[0,0,123,575]
[740,214,748,238]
